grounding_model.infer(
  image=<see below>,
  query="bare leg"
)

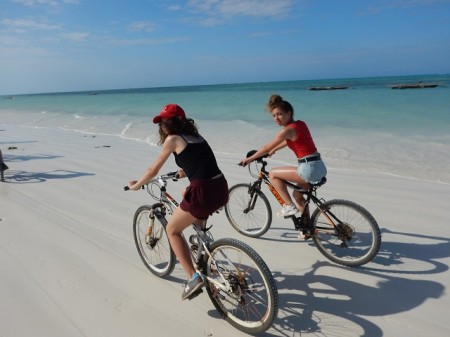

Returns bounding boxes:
[293,190,306,212]
[165,207,197,278]
[269,166,308,208]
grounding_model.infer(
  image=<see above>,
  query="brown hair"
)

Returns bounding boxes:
[158,117,199,145]
[266,94,294,115]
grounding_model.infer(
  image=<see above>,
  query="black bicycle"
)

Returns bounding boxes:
[125,172,278,334]
[225,151,381,267]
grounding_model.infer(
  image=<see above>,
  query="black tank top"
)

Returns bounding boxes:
[174,134,221,180]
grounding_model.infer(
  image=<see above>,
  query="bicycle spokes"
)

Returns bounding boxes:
[311,199,381,266]
[205,240,277,331]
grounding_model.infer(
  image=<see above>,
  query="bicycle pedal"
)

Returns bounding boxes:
[187,288,203,300]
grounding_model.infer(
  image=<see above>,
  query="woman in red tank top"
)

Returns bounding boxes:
[240,94,327,219]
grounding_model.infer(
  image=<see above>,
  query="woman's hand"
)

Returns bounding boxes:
[127,180,141,191]
[175,169,185,179]
[240,158,252,167]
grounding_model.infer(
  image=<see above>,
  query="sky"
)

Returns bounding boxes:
[1,0,450,95]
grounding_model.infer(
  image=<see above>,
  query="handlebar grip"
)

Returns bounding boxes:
[124,185,145,190]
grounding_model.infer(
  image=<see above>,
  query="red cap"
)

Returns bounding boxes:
[153,104,186,124]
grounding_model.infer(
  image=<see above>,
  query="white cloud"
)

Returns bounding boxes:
[1,18,61,33]
[61,31,90,42]
[198,16,225,26]
[108,36,191,46]
[13,0,79,6]
[363,0,450,14]
[168,5,182,11]
[129,21,156,32]
[188,0,294,19]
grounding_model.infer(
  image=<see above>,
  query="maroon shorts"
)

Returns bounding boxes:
[180,174,229,220]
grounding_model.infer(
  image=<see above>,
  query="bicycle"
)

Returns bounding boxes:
[225,150,382,267]
[124,171,279,334]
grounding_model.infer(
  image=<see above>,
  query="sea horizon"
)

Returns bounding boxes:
[2,73,449,97]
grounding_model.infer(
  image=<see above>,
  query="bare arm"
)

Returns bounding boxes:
[128,136,178,190]
[269,141,288,156]
[241,127,295,166]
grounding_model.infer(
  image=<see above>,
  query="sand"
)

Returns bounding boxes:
[1,124,449,337]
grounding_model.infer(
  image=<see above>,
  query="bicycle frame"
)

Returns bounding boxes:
[248,158,341,232]
[226,152,381,267]
[144,174,233,292]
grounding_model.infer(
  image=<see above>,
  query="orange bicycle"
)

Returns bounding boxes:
[225,151,381,267]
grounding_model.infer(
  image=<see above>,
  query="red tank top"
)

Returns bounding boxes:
[285,120,317,158]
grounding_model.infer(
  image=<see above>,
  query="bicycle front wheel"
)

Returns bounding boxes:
[311,199,381,267]
[225,183,272,238]
[204,238,278,334]
[133,205,176,277]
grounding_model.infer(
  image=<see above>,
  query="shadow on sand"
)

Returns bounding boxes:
[1,153,94,183]
[258,227,449,336]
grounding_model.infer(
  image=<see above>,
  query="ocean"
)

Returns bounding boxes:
[1,74,450,184]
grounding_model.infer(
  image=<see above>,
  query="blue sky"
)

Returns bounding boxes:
[1,0,450,94]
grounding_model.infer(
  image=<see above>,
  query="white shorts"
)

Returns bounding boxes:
[297,157,327,184]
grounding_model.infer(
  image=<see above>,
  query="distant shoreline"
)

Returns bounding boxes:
[2,73,449,97]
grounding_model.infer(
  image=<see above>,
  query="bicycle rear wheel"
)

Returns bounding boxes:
[311,199,381,267]
[204,238,278,334]
[225,183,272,238]
[133,205,176,277]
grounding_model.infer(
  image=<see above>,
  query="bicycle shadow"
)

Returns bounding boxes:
[264,260,444,336]
[0,140,38,145]
[360,228,450,275]
[261,226,449,335]
[2,153,62,163]
[5,169,95,184]
[256,225,450,276]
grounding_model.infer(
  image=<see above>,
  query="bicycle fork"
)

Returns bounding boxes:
[243,182,261,213]
[145,207,166,248]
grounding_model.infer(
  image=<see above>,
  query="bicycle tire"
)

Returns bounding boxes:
[133,205,176,277]
[310,199,381,267]
[203,238,278,334]
[224,183,272,238]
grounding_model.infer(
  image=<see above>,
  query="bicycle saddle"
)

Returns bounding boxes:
[311,177,327,187]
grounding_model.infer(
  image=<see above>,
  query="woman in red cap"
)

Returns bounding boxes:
[128,104,228,300]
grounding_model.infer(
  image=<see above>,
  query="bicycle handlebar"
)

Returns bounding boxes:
[123,171,179,191]
[238,149,269,166]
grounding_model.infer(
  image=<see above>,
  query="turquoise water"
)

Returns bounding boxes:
[1,74,450,183]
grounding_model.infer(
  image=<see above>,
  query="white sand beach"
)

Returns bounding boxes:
[1,124,450,337]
